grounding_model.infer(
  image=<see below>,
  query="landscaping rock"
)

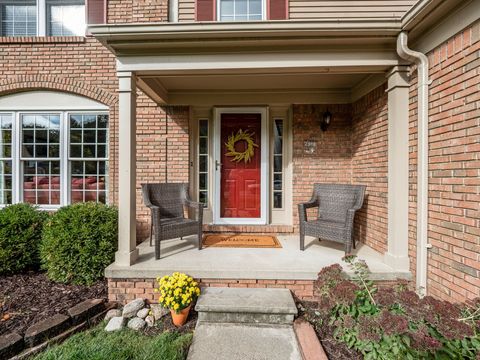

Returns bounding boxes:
[68,299,105,325]
[145,315,155,327]
[24,314,71,347]
[105,316,126,332]
[137,308,150,319]
[127,317,146,331]
[150,304,168,321]
[122,299,145,318]
[105,309,122,322]
[0,332,24,359]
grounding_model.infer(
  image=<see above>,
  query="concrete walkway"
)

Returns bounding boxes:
[187,287,301,360]
[187,323,301,360]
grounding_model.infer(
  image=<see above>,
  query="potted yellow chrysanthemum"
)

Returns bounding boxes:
[155,272,201,326]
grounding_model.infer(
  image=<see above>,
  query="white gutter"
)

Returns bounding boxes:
[396,31,430,296]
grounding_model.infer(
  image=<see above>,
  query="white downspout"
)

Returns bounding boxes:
[396,31,430,296]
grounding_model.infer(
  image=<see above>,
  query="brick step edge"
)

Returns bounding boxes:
[293,318,329,360]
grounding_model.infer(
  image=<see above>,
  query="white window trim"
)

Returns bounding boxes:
[0,109,109,210]
[216,0,266,22]
[0,0,85,37]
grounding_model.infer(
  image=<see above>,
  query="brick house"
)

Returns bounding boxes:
[0,0,478,303]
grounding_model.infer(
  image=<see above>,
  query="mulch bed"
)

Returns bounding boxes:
[297,300,362,360]
[144,307,198,336]
[0,272,107,336]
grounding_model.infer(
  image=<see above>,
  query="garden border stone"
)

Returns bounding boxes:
[10,301,115,360]
[24,314,71,347]
[68,299,105,325]
[0,332,24,359]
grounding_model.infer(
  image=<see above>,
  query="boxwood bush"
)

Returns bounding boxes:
[0,203,48,274]
[40,202,118,285]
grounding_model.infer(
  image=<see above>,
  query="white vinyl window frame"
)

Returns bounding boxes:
[216,0,266,22]
[0,0,85,36]
[0,109,108,210]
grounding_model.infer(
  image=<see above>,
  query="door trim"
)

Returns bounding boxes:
[213,107,269,225]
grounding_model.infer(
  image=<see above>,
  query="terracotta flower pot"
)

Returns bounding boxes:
[170,304,191,327]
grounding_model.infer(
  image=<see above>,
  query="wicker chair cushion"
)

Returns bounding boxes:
[317,189,357,223]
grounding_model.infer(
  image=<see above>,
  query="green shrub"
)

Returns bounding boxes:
[40,202,118,285]
[0,203,48,274]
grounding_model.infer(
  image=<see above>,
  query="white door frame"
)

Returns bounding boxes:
[213,107,269,225]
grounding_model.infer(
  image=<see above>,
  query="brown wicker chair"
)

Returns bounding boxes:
[298,183,366,254]
[141,183,204,260]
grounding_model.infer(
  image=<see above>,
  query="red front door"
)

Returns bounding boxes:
[220,113,261,218]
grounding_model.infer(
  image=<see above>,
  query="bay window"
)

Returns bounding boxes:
[0,110,108,208]
[0,0,85,36]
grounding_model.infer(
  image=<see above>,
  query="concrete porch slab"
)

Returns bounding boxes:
[105,235,411,281]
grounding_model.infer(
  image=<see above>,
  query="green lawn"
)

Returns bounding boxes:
[33,324,193,360]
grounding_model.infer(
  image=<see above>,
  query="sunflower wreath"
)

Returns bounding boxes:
[224,129,259,163]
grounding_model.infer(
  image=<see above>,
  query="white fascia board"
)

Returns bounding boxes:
[116,51,401,73]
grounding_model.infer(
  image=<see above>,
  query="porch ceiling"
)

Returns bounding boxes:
[137,71,388,105]
[90,20,409,105]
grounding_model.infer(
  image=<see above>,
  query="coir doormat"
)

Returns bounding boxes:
[202,234,282,248]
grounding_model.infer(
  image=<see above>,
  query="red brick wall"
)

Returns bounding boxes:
[292,104,353,227]
[409,20,480,302]
[352,85,389,254]
[0,37,190,242]
[107,0,168,23]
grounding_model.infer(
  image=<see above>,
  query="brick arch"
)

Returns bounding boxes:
[0,75,118,106]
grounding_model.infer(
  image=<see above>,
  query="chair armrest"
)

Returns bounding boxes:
[298,200,319,223]
[184,199,204,222]
[346,208,358,226]
[184,199,204,210]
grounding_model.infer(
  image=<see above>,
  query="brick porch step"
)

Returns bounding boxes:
[195,287,298,325]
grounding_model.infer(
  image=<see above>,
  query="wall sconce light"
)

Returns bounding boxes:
[320,110,332,131]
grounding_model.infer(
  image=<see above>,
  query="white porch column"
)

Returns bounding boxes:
[115,71,139,266]
[384,66,410,271]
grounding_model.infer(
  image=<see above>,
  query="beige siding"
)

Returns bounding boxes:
[177,0,418,22]
[179,0,195,22]
[289,1,417,20]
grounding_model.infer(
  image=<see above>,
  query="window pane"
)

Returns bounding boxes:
[0,160,12,205]
[70,161,107,204]
[68,114,109,204]
[23,160,61,205]
[21,114,61,159]
[1,2,36,36]
[274,173,282,191]
[273,192,282,209]
[46,1,85,36]
[274,155,282,173]
[0,114,13,159]
[198,119,209,207]
[219,0,263,21]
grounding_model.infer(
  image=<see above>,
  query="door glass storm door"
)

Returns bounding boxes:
[220,113,261,219]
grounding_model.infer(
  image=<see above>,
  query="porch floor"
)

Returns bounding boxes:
[106,236,411,281]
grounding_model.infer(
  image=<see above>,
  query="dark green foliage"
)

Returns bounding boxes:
[309,256,480,360]
[34,323,193,360]
[40,202,118,285]
[0,203,48,274]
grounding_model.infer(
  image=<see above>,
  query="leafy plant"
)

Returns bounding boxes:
[0,203,48,274]
[310,257,480,359]
[40,202,117,285]
[155,272,200,313]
